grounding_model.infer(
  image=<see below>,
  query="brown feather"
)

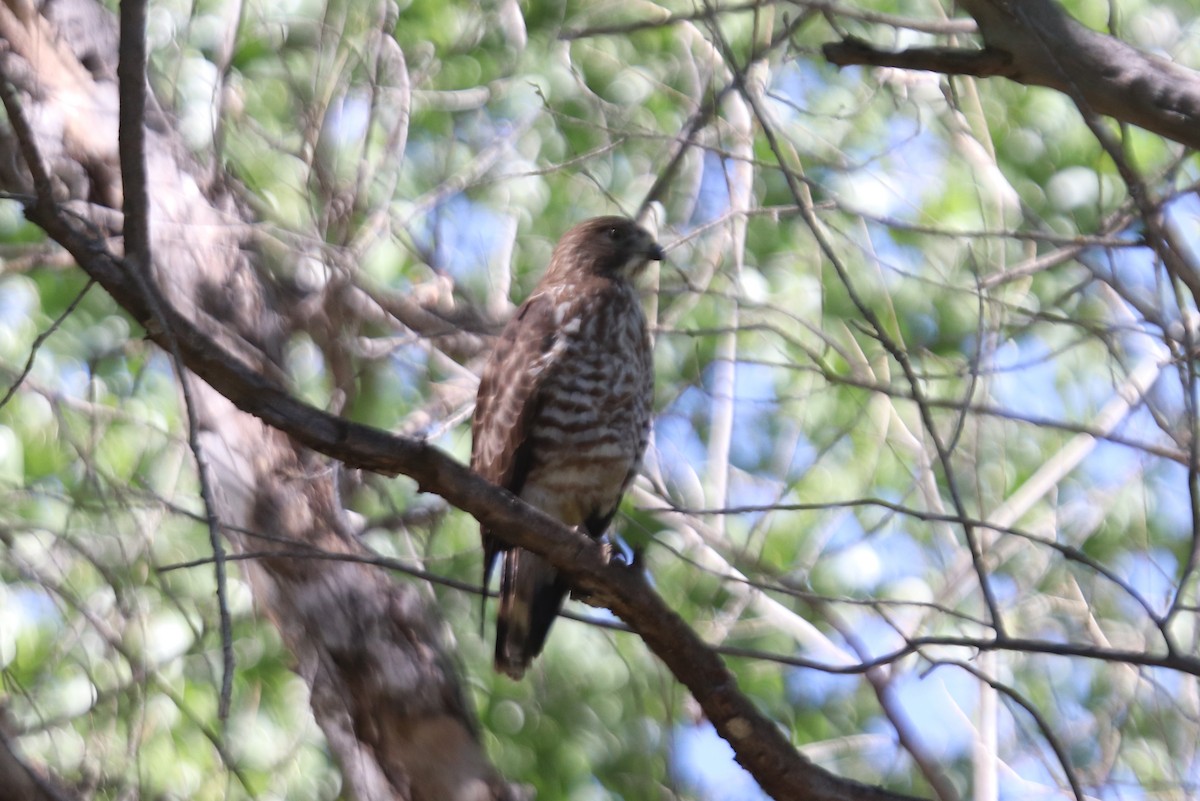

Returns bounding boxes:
[471,293,556,601]
[472,216,662,678]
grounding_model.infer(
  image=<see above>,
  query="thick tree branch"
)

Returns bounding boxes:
[21,191,922,801]
[823,0,1200,151]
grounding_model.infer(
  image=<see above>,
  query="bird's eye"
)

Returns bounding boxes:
[606,227,620,240]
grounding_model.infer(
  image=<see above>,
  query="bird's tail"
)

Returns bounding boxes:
[494,548,567,679]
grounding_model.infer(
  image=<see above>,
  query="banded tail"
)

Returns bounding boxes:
[493,548,568,679]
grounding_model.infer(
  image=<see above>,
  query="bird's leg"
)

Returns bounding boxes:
[607,541,630,567]
[569,530,626,601]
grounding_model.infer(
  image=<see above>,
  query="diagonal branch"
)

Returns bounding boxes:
[21,189,924,801]
[1,3,510,796]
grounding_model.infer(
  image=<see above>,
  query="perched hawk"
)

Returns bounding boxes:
[472,216,664,679]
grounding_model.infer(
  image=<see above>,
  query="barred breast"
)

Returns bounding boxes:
[519,281,653,528]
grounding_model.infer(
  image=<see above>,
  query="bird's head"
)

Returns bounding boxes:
[545,216,665,283]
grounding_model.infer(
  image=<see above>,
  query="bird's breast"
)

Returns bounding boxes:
[520,290,653,522]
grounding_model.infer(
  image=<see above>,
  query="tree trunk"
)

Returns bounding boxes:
[0,1,514,799]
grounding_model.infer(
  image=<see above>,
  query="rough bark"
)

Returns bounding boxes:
[0,1,513,799]
[823,0,1200,151]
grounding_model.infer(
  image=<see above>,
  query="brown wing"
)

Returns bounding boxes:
[471,291,558,600]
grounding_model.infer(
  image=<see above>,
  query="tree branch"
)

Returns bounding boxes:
[822,37,1015,80]
[1,2,512,797]
[823,0,1200,150]
[116,0,148,263]
[1,4,926,791]
[22,193,923,801]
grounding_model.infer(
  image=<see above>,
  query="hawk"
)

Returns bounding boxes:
[472,216,664,679]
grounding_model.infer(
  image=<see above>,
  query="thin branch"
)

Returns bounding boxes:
[116,0,234,720]
[823,38,1015,79]
[0,83,56,206]
[116,0,150,264]
[0,278,94,410]
[562,0,975,41]
[2,538,255,793]
[932,661,1085,801]
[1003,2,1200,646]
[716,23,1008,637]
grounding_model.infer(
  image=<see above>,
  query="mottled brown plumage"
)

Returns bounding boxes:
[471,216,664,679]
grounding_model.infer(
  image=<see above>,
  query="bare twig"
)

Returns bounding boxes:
[116,0,149,264]
[933,661,1085,801]
[823,38,1015,79]
[0,279,94,410]
[714,21,1008,638]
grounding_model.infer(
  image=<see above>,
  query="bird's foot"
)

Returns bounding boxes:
[569,535,625,602]
[570,537,644,603]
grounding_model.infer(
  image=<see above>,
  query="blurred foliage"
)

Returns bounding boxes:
[4,0,1200,799]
